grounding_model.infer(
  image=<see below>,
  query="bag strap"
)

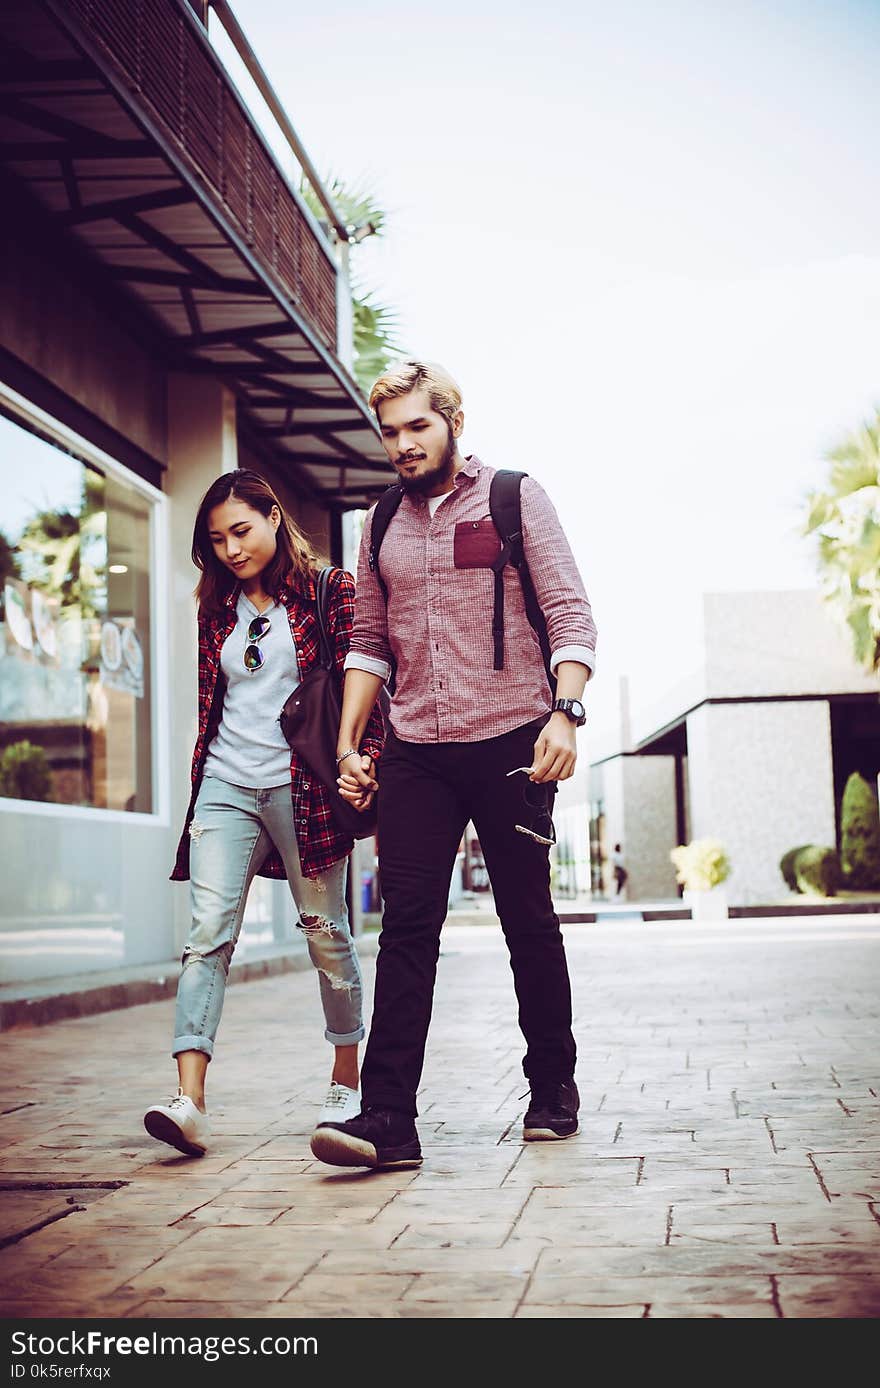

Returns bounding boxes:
[367,481,405,600]
[367,482,405,693]
[489,469,556,695]
[313,565,335,672]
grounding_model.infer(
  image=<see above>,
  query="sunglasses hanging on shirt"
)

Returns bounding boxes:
[243,613,271,672]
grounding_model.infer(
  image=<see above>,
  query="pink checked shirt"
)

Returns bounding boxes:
[344,456,597,743]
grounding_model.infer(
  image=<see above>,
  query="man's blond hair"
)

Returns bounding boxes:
[368,359,462,425]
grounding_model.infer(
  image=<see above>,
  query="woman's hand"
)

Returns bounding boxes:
[337,753,377,812]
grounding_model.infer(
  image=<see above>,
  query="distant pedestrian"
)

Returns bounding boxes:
[310,359,598,1171]
[612,843,628,899]
[143,470,384,1157]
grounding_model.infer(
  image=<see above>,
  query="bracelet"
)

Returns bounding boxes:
[335,748,359,767]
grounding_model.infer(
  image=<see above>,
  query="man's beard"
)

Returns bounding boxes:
[397,425,457,494]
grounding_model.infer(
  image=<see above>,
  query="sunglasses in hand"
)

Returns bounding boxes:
[506,766,557,847]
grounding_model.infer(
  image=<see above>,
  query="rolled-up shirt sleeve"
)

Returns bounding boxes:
[520,477,598,678]
[343,504,394,684]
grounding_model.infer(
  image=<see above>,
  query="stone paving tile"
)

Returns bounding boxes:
[669,1223,778,1247]
[121,1293,313,1315]
[313,1243,548,1276]
[389,1222,517,1249]
[775,1276,880,1317]
[525,1274,776,1306]
[517,1303,649,1317]
[402,1271,528,1303]
[646,1302,780,1318]
[283,1272,415,1303]
[373,1189,529,1223]
[515,1209,668,1245]
[1,917,879,1319]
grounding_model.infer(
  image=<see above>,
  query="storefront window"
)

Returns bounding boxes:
[0,410,153,812]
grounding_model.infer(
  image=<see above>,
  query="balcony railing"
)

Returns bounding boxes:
[64,0,338,348]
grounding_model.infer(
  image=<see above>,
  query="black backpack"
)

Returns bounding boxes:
[367,469,555,696]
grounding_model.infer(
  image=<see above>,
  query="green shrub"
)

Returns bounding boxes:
[780,846,810,892]
[840,772,880,890]
[670,837,731,891]
[0,740,52,801]
[793,846,841,897]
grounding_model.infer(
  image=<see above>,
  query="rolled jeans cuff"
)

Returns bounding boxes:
[325,1024,366,1046]
[172,1034,215,1060]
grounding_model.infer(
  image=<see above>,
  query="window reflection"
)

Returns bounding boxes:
[0,411,153,812]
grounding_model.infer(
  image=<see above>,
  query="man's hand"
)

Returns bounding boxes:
[337,753,378,812]
[530,714,577,783]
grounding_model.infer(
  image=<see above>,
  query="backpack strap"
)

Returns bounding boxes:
[368,482,405,601]
[314,565,335,672]
[366,482,405,693]
[489,470,556,695]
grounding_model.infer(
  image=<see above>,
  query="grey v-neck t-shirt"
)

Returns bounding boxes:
[202,592,300,788]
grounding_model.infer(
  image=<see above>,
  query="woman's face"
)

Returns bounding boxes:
[207,497,280,582]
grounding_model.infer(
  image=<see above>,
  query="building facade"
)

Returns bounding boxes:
[590,591,880,905]
[0,0,393,985]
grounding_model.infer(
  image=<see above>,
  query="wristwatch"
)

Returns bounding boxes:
[552,697,586,727]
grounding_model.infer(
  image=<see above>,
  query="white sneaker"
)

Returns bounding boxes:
[144,1089,210,1156]
[316,1082,361,1127]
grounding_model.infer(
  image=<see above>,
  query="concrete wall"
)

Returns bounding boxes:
[703,590,879,699]
[686,700,837,905]
[621,755,679,900]
[591,754,679,900]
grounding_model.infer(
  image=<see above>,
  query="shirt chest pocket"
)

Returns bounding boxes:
[453,517,502,568]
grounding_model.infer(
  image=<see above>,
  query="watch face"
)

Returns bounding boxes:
[571,700,585,719]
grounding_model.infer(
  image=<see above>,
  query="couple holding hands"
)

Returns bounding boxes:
[144,358,597,1171]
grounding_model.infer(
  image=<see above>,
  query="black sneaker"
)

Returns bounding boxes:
[523,1078,580,1141]
[310,1105,423,1169]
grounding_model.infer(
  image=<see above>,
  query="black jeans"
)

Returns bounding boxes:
[361,718,577,1118]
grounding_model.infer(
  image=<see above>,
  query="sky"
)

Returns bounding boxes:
[211,0,880,739]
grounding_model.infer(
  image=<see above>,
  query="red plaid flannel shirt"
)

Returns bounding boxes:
[171,566,384,883]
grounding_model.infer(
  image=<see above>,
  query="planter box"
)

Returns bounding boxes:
[684,885,729,922]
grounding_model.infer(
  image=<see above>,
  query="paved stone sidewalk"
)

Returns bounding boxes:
[1,915,878,1319]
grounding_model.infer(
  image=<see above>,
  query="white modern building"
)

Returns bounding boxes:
[590,591,880,905]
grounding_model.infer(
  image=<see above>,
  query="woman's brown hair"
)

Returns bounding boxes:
[192,469,316,614]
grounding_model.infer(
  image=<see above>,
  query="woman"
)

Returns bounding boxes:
[144,469,383,1156]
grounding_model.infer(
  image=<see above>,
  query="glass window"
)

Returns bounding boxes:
[0,409,153,812]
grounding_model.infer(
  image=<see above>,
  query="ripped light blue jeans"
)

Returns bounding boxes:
[173,776,364,1059]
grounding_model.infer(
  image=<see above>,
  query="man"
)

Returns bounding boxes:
[311,360,597,1170]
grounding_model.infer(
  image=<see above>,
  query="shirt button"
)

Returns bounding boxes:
[303,782,310,790]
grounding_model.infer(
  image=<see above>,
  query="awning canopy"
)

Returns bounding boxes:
[0,0,395,507]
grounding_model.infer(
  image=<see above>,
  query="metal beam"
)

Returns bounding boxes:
[104,264,257,292]
[118,210,261,295]
[283,419,368,435]
[180,286,201,336]
[59,185,192,227]
[0,137,153,159]
[60,154,80,211]
[236,413,324,506]
[178,319,298,350]
[322,431,372,467]
[0,92,135,151]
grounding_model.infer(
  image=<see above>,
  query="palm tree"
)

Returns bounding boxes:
[298,175,405,395]
[804,410,880,673]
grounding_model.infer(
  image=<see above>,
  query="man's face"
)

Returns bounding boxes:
[376,387,463,494]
